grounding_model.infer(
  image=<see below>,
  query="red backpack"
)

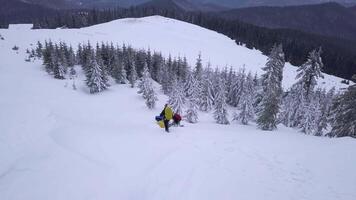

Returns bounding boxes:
[173,113,182,122]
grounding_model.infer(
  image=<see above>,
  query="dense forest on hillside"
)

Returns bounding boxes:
[25,7,356,81]
[219,2,356,41]
[0,0,50,28]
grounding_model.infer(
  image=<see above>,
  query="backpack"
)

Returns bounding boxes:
[173,113,182,122]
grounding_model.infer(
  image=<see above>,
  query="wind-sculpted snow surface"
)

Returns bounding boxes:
[1,16,356,200]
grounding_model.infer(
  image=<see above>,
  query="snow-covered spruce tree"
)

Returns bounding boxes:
[159,63,171,94]
[252,72,263,114]
[168,78,186,115]
[58,42,69,68]
[68,66,77,90]
[112,53,127,84]
[85,50,109,94]
[138,66,158,109]
[226,67,236,105]
[151,52,164,83]
[280,86,301,127]
[310,89,328,136]
[43,40,55,74]
[233,72,255,125]
[146,49,152,72]
[257,44,285,131]
[198,77,214,112]
[213,77,229,125]
[226,69,244,107]
[96,48,109,86]
[184,72,200,99]
[145,86,158,109]
[299,100,317,134]
[328,78,356,138]
[80,42,93,73]
[194,53,203,81]
[186,98,199,123]
[67,46,76,68]
[138,66,149,95]
[284,48,324,133]
[128,58,137,88]
[180,57,189,82]
[295,48,324,100]
[135,50,147,76]
[53,45,66,79]
[184,72,200,123]
[35,41,43,58]
[197,67,214,112]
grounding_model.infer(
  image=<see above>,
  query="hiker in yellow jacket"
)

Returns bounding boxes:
[160,104,173,132]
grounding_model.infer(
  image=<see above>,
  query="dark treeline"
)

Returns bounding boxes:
[29,6,356,81]
[29,41,356,138]
[0,0,61,28]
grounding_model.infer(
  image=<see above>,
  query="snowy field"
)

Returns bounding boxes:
[1,16,356,200]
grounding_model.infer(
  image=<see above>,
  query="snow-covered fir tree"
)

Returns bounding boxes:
[68,66,77,90]
[184,72,200,99]
[184,72,200,123]
[128,58,137,88]
[295,48,324,100]
[194,53,203,81]
[168,78,185,115]
[151,52,164,83]
[53,45,66,79]
[328,77,356,138]
[299,100,317,134]
[42,41,55,74]
[233,72,255,125]
[198,67,214,112]
[112,53,127,84]
[257,44,285,131]
[67,46,76,68]
[138,66,158,109]
[213,77,229,125]
[185,98,199,123]
[280,85,304,127]
[198,77,214,112]
[159,63,171,94]
[85,50,109,94]
[35,41,43,58]
[281,48,325,132]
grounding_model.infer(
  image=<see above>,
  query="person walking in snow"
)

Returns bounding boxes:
[160,104,174,132]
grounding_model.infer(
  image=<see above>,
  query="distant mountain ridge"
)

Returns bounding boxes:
[219,2,356,41]
[194,0,356,8]
[18,0,356,9]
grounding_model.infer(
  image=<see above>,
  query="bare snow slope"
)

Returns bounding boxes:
[1,16,356,200]
[1,16,349,90]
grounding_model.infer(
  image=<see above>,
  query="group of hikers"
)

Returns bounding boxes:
[156,104,182,133]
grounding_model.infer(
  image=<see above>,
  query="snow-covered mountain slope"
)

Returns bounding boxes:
[1,16,356,200]
[2,16,350,90]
